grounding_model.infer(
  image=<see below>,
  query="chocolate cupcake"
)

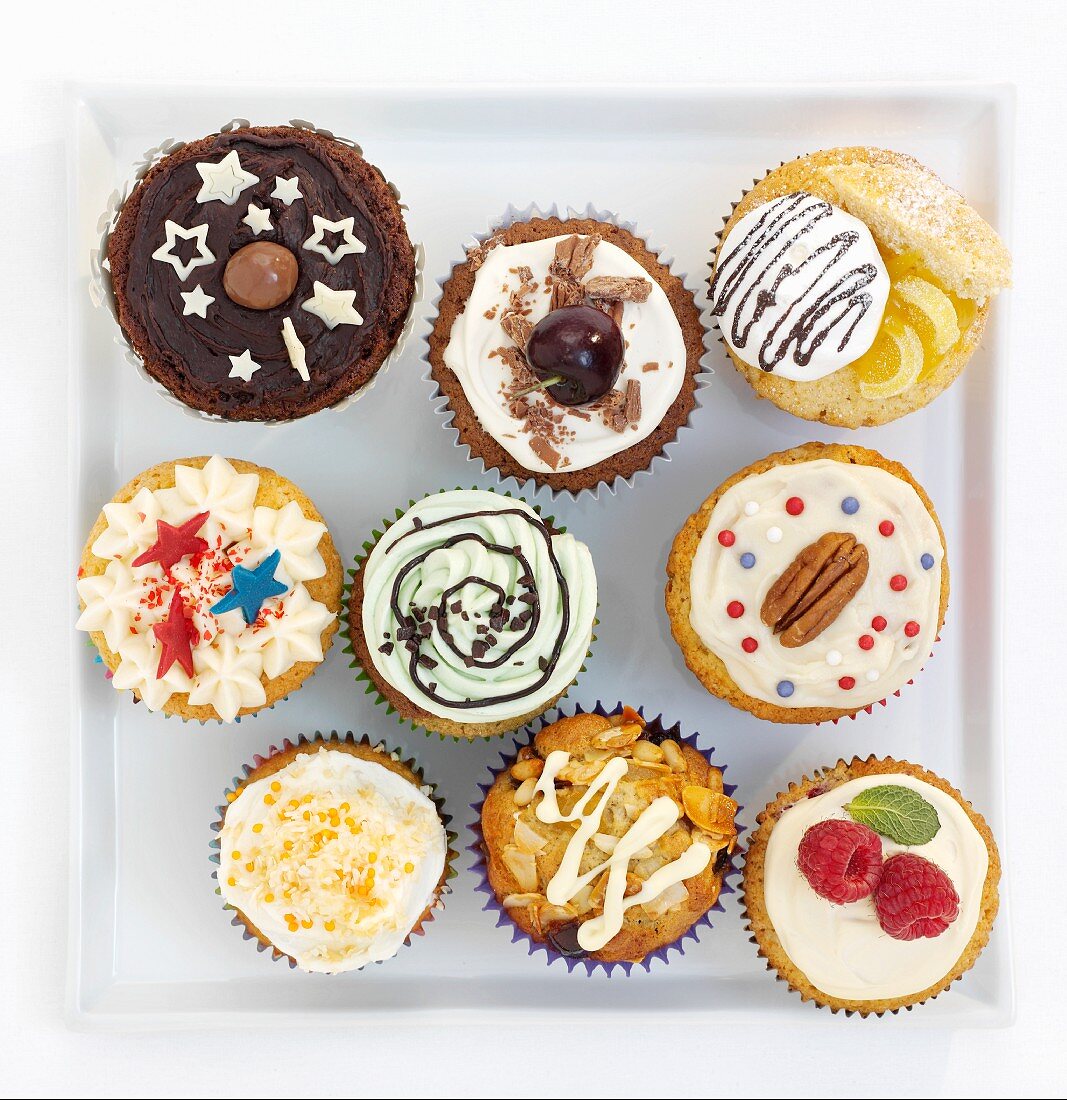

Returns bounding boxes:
[428,206,706,495]
[105,124,417,421]
[345,489,597,740]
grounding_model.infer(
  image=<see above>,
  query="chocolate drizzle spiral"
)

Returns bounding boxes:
[711,192,887,376]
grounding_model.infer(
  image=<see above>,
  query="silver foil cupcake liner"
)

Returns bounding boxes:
[469,700,742,975]
[89,117,424,427]
[209,731,457,970]
[423,201,716,502]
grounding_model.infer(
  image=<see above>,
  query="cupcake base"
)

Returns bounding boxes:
[742,755,1000,1015]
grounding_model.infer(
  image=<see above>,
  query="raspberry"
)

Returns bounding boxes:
[875,853,960,940]
[797,820,883,904]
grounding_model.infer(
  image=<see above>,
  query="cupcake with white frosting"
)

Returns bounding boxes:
[213,735,452,973]
[666,442,948,724]
[345,489,597,740]
[743,756,1000,1014]
[428,208,706,495]
[475,704,739,970]
[76,455,341,722]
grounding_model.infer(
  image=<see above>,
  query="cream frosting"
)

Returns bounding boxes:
[443,234,687,473]
[76,456,334,722]
[713,193,889,381]
[219,747,447,974]
[689,458,943,709]
[360,490,596,723]
[763,773,988,1001]
[534,751,711,951]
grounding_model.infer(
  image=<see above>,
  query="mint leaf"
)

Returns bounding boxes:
[846,784,940,846]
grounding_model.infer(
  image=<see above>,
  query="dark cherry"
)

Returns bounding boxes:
[525,304,624,406]
[546,921,588,960]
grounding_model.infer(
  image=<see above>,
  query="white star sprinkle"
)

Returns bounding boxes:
[302,215,366,265]
[242,203,273,235]
[228,349,262,382]
[301,281,364,330]
[281,317,310,382]
[271,176,302,205]
[151,220,214,282]
[180,283,215,318]
[195,150,260,206]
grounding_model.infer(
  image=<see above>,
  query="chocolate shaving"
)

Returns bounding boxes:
[641,361,659,372]
[624,378,642,426]
[550,235,600,309]
[584,275,652,302]
[500,312,533,350]
[550,280,585,310]
[591,297,624,327]
[529,436,562,470]
[598,388,629,433]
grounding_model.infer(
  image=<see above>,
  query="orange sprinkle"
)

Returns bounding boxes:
[252,823,263,834]
[368,852,378,864]
[270,781,281,792]
[264,893,275,903]
[264,794,275,805]
[227,876,236,887]
[245,862,254,872]
[404,862,414,874]
[231,851,241,860]
[284,841,294,851]
[324,920,336,932]
[300,919,313,929]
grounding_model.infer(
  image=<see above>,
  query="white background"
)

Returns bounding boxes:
[2,1,1064,1096]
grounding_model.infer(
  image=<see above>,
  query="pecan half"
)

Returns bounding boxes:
[760,532,869,648]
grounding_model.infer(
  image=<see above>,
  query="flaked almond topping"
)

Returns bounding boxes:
[584,275,652,303]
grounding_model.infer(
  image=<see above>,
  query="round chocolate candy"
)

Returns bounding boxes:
[222,242,299,310]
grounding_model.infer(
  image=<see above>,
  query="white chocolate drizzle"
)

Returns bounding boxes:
[533,750,711,951]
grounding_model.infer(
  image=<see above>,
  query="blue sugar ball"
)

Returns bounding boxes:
[921,553,935,570]
[841,496,860,515]
[740,552,756,569]
[776,680,795,698]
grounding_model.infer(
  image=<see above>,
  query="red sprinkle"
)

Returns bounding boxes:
[741,636,758,653]
[890,574,908,592]
[839,676,856,690]
[871,615,888,632]
[879,520,895,537]
[904,620,921,638]
[858,634,875,651]
[727,600,745,619]
[786,496,805,516]
[718,530,736,547]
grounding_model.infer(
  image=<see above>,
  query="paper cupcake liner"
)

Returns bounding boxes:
[423,201,716,503]
[89,117,424,426]
[469,700,743,975]
[209,731,457,971]
[740,754,1000,1016]
[339,487,597,742]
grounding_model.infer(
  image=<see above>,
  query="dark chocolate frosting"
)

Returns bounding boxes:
[110,127,415,421]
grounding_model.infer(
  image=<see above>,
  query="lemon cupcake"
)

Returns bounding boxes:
[214,735,452,973]
[711,147,1010,427]
[75,455,341,722]
[743,756,1000,1014]
[666,442,948,724]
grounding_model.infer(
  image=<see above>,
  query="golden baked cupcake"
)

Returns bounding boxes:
[743,756,1000,1014]
[346,489,597,740]
[76,455,341,722]
[476,706,738,967]
[666,442,948,724]
[428,212,705,494]
[711,147,1011,427]
[215,736,452,973]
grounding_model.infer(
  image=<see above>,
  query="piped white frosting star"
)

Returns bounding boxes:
[152,221,214,282]
[271,176,302,205]
[76,560,143,651]
[302,215,366,265]
[242,203,273,235]
[195,150,260,206]
[281,317,310,381]
[242,584,334,679]
[91,487,165,561]
[228,349,262,382]
[250,500,327,583]
[113,633,192,711]
[180,284,215,318]
[188,635,266,722]
[301,281,364,330]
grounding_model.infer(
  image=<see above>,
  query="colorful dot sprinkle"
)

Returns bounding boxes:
[727,600,745,619]
[786,496,805,516]
[890,574,908,592]
[904,620,921,638]
[921,553,935,570]
[841,496,860,515]
[744,501,760,516]
[879,520,895,537]
[838,676,856,690]
[767,526,783,544]
[858,634,874,651]
[826,649,842,667]
[718,529,735,547]
[776,680,794,698]
[741,636,758,653]
[866,669,880,682]
[740,552,756,569]
[871,615,887,632]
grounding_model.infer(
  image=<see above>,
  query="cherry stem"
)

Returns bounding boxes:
[513,374,564,399]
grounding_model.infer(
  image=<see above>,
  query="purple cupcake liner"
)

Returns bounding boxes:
[469,699,744,976]
[209,731,457,971]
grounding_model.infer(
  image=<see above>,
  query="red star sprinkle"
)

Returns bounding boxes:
[132,512,210,572]
[152,590,196,678]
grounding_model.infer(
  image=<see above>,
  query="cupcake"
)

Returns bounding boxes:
[214,736,451,973]
[106,125,416,421]
[665,442,947,724]
[428,210,705,494]
[711,147,1011,427]
[743,756,1000,1014]
[477,706,738,967]
[75,455,341,722]
[346,489,597,740]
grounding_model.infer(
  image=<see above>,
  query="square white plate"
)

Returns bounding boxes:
[67,82,1013,1029]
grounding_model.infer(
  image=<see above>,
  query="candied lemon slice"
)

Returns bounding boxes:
[893,275,960,356]
[855,316,924,399]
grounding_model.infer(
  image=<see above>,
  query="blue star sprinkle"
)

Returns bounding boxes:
[211,548,288,624]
